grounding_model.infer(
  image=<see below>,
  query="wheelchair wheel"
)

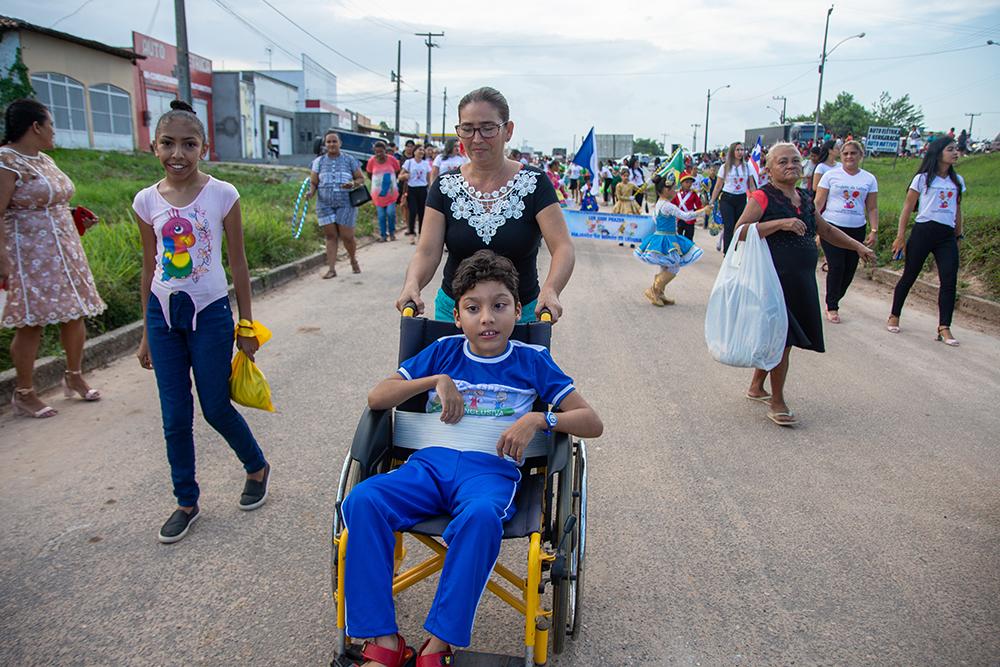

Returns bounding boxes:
[568,440,587,639]
[331,452,362,600]
[550,438,584,655]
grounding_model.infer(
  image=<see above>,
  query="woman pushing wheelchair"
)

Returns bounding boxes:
[343,250,602,666]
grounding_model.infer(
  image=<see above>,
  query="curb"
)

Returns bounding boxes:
[1,228,386,406]
[866,267,1000,322]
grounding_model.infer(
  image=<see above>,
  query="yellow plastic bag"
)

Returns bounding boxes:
[230,320,275,412]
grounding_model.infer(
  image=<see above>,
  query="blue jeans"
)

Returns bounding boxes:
[376,203,396,239]
[146,292,267,507]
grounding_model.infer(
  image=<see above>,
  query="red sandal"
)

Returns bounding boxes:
[415,639,454,666]
[355,634,414,667]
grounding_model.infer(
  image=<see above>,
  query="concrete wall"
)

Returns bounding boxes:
[18,30,137,150]
[211,72,243,161]
[252,73,297,158]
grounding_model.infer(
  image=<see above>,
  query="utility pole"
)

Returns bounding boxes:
[704,84,730,153]
[813,5,833,145]
[415,31,444,144]
[441,87,447,141]
[965,112,982,137]
[265,47,272,71]
[660,133,668,152]
[174,0,192,104]
[773,95,787,124]
[690,124,701,153]
[391,40,402,146]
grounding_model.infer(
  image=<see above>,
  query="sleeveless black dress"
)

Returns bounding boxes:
[756,184,825,353]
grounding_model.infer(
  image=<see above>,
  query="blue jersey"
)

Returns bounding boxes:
[397,335,576,424]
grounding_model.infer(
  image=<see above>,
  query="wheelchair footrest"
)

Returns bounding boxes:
[333,644,523,667]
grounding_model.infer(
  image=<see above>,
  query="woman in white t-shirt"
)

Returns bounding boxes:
[400,145,432,244]
[430,139,468,183]
[710,141,755,252]
[814,140,879,323]
[810,139,841,191]
[888,137,966,345]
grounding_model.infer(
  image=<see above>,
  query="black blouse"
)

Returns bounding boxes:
[426,165,559,304]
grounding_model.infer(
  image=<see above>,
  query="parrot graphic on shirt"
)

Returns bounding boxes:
[161,211,196,281]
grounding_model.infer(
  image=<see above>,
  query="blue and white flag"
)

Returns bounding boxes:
[748,135,764,180]
[571,127,599,187]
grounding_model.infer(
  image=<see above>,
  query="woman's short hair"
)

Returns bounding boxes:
[373,140,386,149]
[458,87,510,123]
[764,142,799,169]
[841,139,864,155]
[323,129,340,142]
[2,98,49,144]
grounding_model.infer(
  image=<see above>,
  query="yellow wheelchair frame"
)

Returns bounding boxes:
[330,313,587,666]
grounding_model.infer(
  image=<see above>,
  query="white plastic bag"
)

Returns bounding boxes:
[704,223,788,370]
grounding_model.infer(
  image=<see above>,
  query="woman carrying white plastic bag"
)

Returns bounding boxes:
[710,143,874,427]
[704,222,788,371]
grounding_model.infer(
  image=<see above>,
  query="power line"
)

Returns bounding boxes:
[210,0,299,63]
[829,43,989,62]
[258,0,389,81]
[50,0,98,28]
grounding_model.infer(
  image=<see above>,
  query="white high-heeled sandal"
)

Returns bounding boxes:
[936,326,959,347]
[11,387,58,418]
[63,370,101,401]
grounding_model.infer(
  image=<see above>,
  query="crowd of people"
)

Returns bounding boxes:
[0,83,977,663]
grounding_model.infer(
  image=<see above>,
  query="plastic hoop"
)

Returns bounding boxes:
[291,177,310,239]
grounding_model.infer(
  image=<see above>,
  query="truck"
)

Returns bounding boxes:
[744,123,825,147]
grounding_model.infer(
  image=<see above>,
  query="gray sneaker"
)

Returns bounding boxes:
[239,463,270,511]
[158,505,200,544]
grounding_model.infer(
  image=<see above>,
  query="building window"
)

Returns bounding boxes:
[89,84,132,136]
[30,73,87,132]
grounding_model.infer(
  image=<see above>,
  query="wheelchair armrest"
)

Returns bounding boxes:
[350,407,393,478]
[547,432,572,476]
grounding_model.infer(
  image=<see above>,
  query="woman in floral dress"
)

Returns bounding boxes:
[0,99,105,417]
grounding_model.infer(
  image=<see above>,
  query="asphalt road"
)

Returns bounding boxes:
[1,231,998,666]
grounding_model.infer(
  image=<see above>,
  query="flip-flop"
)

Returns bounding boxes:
[768,411,798,427]
[826,310,841,324]
[745,393,772,403]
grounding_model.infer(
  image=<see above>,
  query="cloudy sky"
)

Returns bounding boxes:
[9,0,1000,152]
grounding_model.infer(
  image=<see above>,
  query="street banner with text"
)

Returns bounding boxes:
[563,209,653,244]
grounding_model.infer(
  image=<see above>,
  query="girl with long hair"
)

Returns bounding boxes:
[710,141,755,252]
[887,136,966,346]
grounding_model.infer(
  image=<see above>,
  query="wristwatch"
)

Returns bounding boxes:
[543,411,558,434]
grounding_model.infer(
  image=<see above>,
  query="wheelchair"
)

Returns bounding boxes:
[331,308,588,666]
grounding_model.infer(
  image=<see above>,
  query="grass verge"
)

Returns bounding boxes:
[1,148,377,371]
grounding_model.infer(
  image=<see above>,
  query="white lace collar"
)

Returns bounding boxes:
[437,168,539,244]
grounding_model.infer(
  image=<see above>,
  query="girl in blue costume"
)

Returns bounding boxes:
[635,173,711,306]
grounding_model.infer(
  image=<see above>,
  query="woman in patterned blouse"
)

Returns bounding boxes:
[395,87,575,323]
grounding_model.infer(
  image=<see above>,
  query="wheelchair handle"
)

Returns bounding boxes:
[539,308,553,323]
[401,301,418,318]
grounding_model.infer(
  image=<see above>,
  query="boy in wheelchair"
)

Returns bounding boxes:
[343,250,602,667]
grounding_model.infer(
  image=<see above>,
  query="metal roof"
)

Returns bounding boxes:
[0,15,143,62]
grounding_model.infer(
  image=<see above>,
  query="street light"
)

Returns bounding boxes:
[988,40,998,46]
[772,95,787,124]
[813,5,865,145]
[704,84,730,153]
[766,105,783,123]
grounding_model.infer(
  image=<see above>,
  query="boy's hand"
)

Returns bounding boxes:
[497,413,543,464]
[435,375,464,424]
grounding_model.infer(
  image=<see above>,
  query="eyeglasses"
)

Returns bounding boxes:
[455,122,507,139]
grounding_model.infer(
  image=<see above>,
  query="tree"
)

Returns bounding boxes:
[633,137,664,155]
[0,48,34,116]
[818,92,872,137]
[870,91,924,130]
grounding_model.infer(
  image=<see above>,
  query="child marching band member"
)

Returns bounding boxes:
[671,171,703,241]
[612,167,640,215]
[634,173,711,306]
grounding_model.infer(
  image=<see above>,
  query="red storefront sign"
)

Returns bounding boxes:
[132,31,214,157]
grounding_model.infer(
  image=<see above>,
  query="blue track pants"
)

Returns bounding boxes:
[342,447,521,647]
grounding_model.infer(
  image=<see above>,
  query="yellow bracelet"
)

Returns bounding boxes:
[236,327,256,337]
[237,319,253,327]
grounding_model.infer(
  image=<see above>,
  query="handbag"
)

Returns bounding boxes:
[704,223,788,370]
[348,184,372,208]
